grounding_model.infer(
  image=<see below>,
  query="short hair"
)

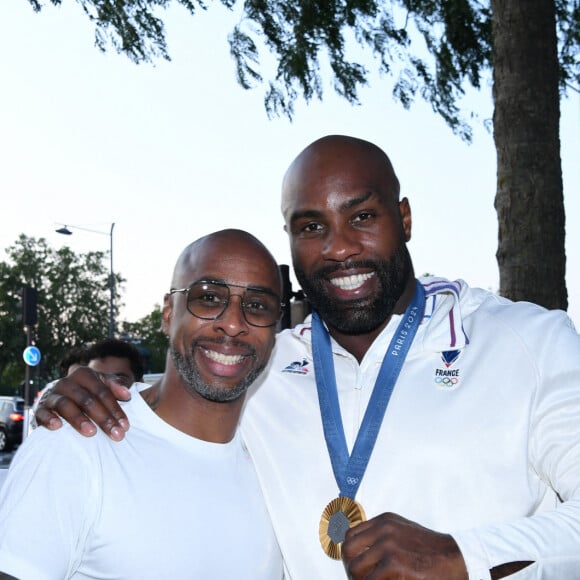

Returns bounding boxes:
[58,346,89,377]
[86,338,145,382]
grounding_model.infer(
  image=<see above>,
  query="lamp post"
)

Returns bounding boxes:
[56,223,116,337]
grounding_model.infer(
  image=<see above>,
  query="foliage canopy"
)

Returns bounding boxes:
[0,235,124,390]
[28,0,579,141]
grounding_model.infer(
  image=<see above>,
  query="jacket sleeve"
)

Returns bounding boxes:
[452,312,580,579]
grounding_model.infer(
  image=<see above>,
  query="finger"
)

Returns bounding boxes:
[347,518,376,539]
[37,391,97,436]
[346,512,403,542]
[33,387,65,431]
[94,373,133,404]
[342,516,397,565]
[342,524,378,569]
[343,540,383,580]
[40,370,131,440]
[106,380,133,403]
[55,387,129,441]
[97,376,132,433]
[33,405,64,431]
[343,528,400,580]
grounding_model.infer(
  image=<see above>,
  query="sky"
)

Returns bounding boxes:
[1,0,579,327]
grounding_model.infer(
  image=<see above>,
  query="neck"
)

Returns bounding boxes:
[140,363,243,444]
[326,275,418,364]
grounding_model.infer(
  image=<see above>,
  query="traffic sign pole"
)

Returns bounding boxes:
[20,286,40,441]
[22,332,42,441]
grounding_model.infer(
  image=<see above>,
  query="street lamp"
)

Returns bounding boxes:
[56,223,116,337]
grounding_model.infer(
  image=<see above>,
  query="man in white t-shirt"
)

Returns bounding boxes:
[0,229,284,580]
[35,136,580,579]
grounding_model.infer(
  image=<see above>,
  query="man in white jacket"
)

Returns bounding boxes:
[36,135,580,579]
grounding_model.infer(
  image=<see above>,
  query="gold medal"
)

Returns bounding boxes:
[319,496,366,559]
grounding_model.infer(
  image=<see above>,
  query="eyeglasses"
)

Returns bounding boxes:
[169,279,284,328]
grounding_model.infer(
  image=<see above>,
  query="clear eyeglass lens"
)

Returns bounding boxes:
[186,282,279,327]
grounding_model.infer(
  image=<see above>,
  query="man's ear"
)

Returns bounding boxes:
[399,197,412,242]
[162,294,172,335]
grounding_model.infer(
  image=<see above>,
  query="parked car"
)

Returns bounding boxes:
[0,396,25,452]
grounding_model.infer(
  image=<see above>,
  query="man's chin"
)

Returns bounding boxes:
[319,306,387,336]
[329,319,385,336]
[198,388,247,403]
[194,365,265,403]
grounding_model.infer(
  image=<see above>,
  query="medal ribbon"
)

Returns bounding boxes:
[312,280,425,499]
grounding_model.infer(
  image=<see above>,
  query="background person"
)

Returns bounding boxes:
[0,229,284,579]
[84,337,145,386]
[36,136,580,579]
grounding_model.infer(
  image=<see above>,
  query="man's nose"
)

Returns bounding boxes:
[321,226,363,262]
[212,294,249,336]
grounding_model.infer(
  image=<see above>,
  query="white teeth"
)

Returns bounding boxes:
[330,272,375,291]
[204,350,245,365]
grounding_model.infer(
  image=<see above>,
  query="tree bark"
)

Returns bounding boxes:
[491,0,567,310]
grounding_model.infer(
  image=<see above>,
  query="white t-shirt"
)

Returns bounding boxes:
[0,385,283,580]
[240,278,580,579]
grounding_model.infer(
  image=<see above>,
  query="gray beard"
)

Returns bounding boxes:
[170,341,264,403]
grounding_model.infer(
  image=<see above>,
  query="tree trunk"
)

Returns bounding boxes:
[491,0,567,310]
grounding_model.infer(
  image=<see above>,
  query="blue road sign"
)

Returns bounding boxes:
[23,346,41,367]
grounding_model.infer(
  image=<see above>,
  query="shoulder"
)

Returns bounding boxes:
[1,424,101,504]
[464,285,574,330]
[16,421,106,468]
[274,322,312,350]
[421,276,578,350]
[423,276,574,328]
[453,282,579,355]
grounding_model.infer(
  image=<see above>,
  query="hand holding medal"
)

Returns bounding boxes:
[340,512,470,579]
[312,282,425,560]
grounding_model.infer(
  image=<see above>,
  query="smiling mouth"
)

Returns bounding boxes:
[203,349,247,366]
[329,272,375,291]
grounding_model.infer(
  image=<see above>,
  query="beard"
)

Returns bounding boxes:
[295,241,412,335]
[169,338,266,403]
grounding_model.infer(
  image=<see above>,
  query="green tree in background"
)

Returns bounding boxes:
[24,0,580,310]
[120,307,168,374]
[0,235,124,389]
